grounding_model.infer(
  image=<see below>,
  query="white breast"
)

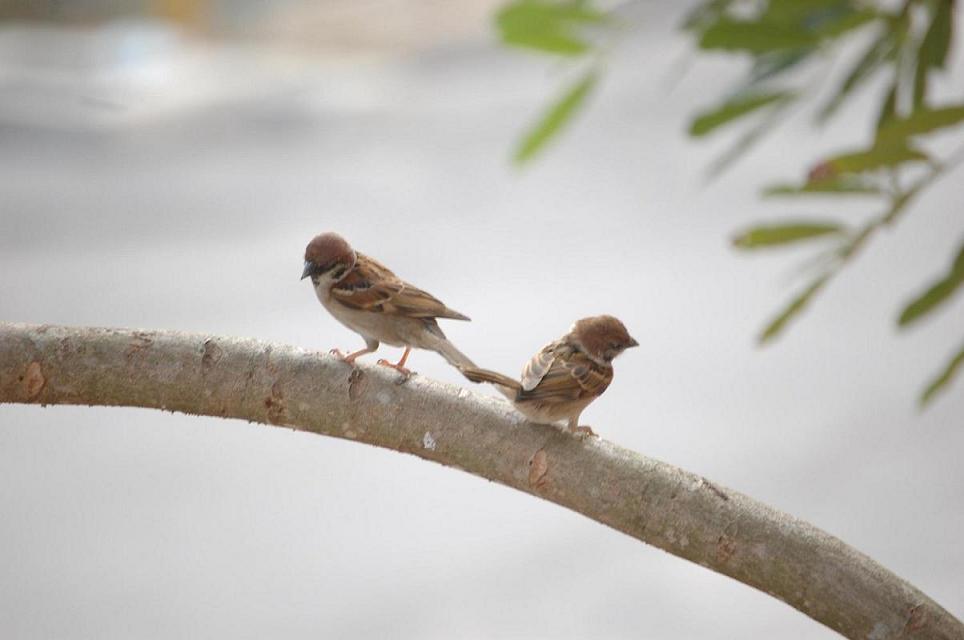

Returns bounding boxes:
[312,279,408,347]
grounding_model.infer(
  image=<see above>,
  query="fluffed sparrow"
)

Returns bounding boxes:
[302,232,475,376]
[461,315,637,436]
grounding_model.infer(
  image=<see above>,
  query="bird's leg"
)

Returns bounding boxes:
[567,415,596,438]
[329,346,375,365]
[377,346,413,378]
[330,338,379,365]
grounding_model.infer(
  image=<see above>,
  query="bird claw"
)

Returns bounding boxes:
[329,348,362,365]
[377,358,413,381]
[570,425,597,438]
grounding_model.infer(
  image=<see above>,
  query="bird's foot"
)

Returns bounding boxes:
[377,359,413,382]
[330,348,368,365]
[570,425,597,439]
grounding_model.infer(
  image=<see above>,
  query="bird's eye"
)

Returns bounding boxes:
[610,342,620,350]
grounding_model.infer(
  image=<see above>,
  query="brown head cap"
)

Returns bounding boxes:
[302,232,357,280]
[571,315,639,363]
[305,232,355,265]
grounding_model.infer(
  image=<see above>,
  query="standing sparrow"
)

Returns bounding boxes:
[301,232,475,376]
[461,315,638,436]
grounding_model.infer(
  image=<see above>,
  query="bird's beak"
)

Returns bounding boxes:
[627,336,640,348]
[301,261,314,280]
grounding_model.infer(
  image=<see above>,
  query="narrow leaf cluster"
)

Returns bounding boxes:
[497,0,964,407]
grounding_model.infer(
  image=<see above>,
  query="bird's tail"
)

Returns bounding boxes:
[423,330,518,401]
[429,336,477,371]
[460,366,522,403]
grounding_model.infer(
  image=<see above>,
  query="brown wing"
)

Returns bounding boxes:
[330,253,470,320]
[519,342,612,403]
[520,340,562,392]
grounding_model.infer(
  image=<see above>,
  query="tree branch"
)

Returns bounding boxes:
[0,323,959,639]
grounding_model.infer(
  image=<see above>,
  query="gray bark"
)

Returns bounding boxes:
[0,323,960,639]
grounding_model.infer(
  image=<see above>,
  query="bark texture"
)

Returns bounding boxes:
[1,323,960,639]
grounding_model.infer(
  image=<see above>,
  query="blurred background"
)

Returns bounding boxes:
[1,1,962,638]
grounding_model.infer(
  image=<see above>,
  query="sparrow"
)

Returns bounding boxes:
[461,315,638,436]
[301,232,475,376]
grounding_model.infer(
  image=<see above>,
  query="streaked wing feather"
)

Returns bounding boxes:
[519,345,612,403]
[331,253,468,320]
[521,341,560,391]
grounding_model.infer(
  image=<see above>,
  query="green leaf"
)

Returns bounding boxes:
[700,19,821,53]
[877,105,964,143]
[514,70,598,165]
[759,276,830,344]
[811,8,879,38]
[498,1,609,31]
[912,51,928,107]
[496,0,607,56]
[758,0,878,37]
[920,342,964,407]
[706,97,793,177]
[826,143,928,173]
[763,177,882,197]
[747,49,815,86]
[876,81,897,131]
[682,0,736,32]
[501,30,590,55]
[899,277,964,326]
[898,243,964,326]
[733,222,844,249]
[918,0,953,71]
[689,91,794,137]
[818,31,895,121]
[909,0,952,109]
